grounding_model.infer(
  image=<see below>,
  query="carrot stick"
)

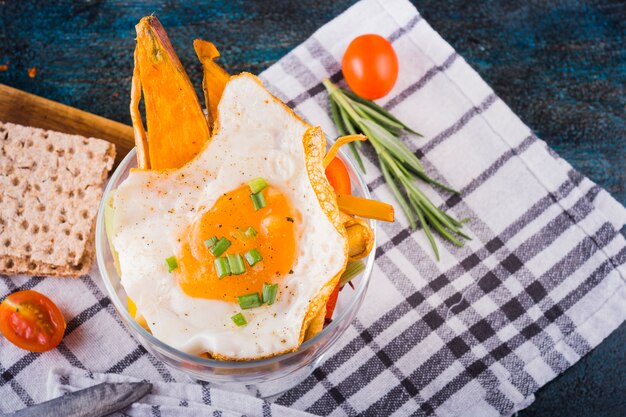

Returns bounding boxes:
[336,193,395,222]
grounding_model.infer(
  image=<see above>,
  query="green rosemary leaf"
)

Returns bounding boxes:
[351,102,370,120]
[414,196,463,247]
[410,167,459,194]
[456,230,473,241]
[336,103,366,172]
[381,155,416,229]
[348,142,366,173]
[353,102,405,131]
[404,126,424,137]
[407,182,463,234]
[342,88,423,136]
[329,98,347,136]
[410,194,439,260]
[338,104,358,135]
[342,88,404,125]
[359,119,424,174]
[442,213,465,230]
[329,96,366,172]
[393,151,458,195]
[440,210,465,228]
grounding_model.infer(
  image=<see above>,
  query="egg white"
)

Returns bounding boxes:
[111,74,347,359]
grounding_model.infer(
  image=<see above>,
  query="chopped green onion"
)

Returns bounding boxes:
[340,261,365,286]
[237,292,262,310]
[214,257,231,279]
[227,253,246,275]
[232,226,257,242]
[231,228,247,242]
[247,177,268,194]
[250,192,267,211]
[262,283,278,305]
[204,236,218,249]
[210,237,231,257]
[231,312,247,327]
[244,248,263,266]
[165,256,178,273]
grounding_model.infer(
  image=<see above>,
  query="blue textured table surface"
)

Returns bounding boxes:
[1,1,624,415]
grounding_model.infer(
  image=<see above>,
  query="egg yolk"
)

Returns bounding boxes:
[176,184,299,302]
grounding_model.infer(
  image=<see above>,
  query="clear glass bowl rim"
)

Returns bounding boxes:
[95,145,376,370]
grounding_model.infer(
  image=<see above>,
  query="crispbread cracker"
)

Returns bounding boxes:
[0,121,115,277]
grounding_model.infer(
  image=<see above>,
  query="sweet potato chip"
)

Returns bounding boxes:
[134,16,210,169]
[194,39,230,131]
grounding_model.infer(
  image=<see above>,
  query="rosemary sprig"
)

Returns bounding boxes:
[323,79,469,260]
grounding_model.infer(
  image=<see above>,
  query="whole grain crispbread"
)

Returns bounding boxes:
[0,121,115,277]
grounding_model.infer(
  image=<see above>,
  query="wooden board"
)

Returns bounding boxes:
[0,84,134,166]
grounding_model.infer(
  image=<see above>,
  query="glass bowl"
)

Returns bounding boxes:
[95,146,376,396]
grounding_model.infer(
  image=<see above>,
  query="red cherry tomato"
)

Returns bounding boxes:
[0,290,66,352]
[325,157,351,195]
[342,34,399,100]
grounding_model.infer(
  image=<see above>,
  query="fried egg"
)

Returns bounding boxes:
[110,73,348,360]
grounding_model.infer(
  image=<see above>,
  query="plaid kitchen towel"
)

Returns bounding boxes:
[2,0,626,416]
[44,367,312,417]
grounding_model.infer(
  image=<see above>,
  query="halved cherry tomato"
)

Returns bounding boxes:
[342,34,399,100]
[325,157,351,195]
[0,290,66,352]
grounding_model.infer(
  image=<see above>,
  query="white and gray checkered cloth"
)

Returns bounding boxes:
[2,0,626,416]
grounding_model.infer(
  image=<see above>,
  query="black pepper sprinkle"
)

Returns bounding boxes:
[286,217,294,223]
[289,269,294,274]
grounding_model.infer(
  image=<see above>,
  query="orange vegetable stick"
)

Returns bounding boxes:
[134,16,210,169]
[194,39,230,131]
[323,134,367,168]
[336,193,395,222]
